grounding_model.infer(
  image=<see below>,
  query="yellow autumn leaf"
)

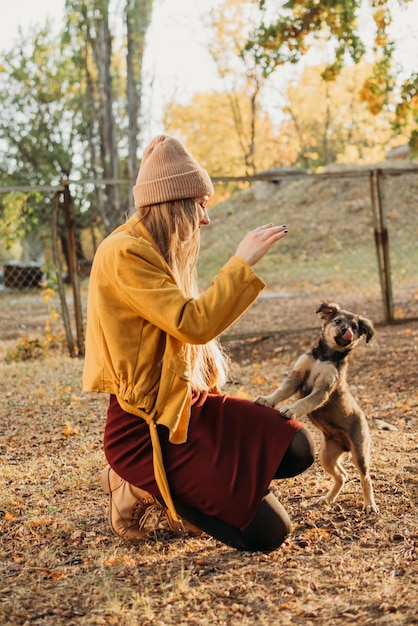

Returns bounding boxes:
[4,512,14,521]
[42,288,55,304]
[60,385,72,393]
[105,555,121,566]
[250,374,267,386]
[235,387,251,399]
[62,421,79,436]
[29,519,56,528]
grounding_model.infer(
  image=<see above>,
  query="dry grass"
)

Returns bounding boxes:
[0,169,417,624]
[0,315,417,625]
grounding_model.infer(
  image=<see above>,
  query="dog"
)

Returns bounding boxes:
[255,301,378,513]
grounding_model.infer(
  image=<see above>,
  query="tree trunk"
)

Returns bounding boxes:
[126,0,153,198]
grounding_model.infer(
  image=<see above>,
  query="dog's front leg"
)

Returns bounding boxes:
[280,366,337,419]
[254,373,301,410]
[280,386,332,419]
[254,354,309,411]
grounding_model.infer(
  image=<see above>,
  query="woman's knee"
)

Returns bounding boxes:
[173,494,291,553]
[275,427,315,478]
[240,493,291,552]
[293,427,315,468]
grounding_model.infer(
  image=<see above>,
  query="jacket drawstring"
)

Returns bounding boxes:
[117,396,181,526]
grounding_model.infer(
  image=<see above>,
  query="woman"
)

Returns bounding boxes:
[83,135,314,551]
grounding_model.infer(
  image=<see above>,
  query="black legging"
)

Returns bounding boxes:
[171,427,315,551]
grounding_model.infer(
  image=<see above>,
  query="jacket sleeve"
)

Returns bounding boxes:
[107,236,265,344]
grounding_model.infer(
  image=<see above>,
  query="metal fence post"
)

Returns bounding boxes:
[370,169,394,324]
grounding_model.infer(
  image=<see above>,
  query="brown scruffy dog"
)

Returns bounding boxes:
[255,302,378,513]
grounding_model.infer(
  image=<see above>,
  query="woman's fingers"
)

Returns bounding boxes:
[250,222,285,234]
[234,223,289,266]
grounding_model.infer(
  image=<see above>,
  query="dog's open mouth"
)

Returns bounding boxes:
[340,327,354,344]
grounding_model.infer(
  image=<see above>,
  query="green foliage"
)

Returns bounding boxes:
[0,0,154,258]
[5,335,46,362]
[0,25,84,255]
[0,26,76,183]
[164,61,411,172]
[251,0,365,72]
[394,72,418,155]
[0,191,52,255]
[249,0,416,146]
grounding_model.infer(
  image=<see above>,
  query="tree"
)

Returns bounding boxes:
[126,0,153,182]
[0,24,84,257]
[281,62,411,169]
[208,0,279,175]
[247,0,418,154]
[0,0,154,262]
[63,0,153,231]
[163,90,296,179]
[0,26,77,186]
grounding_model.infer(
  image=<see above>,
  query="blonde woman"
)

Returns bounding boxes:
[83,135,314,551]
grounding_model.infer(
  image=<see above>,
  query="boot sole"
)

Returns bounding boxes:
[101,465,111,495]
[100,465,120,538]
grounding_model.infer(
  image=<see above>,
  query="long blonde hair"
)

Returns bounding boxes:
[134,199,230,391]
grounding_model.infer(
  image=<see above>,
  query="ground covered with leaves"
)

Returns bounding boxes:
[0,292,417,625]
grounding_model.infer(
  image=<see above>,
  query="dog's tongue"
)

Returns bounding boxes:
[342,328,354,341]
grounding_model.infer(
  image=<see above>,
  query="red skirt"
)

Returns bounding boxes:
[104,393,302,530]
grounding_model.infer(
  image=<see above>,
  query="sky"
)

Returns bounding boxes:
[1,0,417,140]
[0,0,221,139]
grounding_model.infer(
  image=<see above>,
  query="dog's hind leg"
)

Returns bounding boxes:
[349,438,378,514]
[317,437,347,506]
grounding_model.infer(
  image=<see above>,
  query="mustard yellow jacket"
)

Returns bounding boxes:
[83,214,265,521]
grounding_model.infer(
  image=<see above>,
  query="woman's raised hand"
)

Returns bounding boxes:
[234,223,288,267]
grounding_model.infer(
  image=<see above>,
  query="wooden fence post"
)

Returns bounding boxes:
[61,184,85,356]
[52,192,76,357]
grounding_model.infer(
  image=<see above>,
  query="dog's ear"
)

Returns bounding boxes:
[358,316,375,343]
[316,302,340,321]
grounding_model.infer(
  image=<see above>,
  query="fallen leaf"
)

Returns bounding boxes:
[374,419,398,431]
[250,374,266,385]
[62,420,79,436]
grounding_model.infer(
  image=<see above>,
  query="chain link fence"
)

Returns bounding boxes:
[1,165,417,357]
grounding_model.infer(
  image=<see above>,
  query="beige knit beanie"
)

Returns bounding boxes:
[132,135,214,208]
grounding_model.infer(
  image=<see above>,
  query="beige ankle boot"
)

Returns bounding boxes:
[101,465,165,541]
[101,465,202,541]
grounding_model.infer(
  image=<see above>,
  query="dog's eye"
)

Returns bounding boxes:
[334,319,341,325]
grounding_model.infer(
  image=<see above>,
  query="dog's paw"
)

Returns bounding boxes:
[316,494,332,507]
[278,405,296,420]
[254,395,275,408]
[363,502,379,514]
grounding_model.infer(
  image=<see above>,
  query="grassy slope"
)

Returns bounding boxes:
[198,167,417,296]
